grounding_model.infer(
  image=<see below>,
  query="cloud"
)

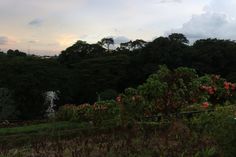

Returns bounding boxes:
[113,36,130,44]
[28,18,43,27]
[159,0,182,3]
[166,0,236,42]
[28,40,39,44]
[0,36,8,45]
[167,13,236,42]
[0,0,229,55]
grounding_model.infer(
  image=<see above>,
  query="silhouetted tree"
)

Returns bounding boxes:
[132,39,147,49]
[58,40,105,64]
[98,38,114,51]
[168,33,189,44]
[7,49,27,57]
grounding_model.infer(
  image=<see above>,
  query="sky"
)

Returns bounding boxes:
[0,0,236,55]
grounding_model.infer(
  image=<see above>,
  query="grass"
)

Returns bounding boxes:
[0,121,89,136]
[0,120,121,148]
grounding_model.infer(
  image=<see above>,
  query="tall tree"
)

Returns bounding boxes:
[99,38,114,51]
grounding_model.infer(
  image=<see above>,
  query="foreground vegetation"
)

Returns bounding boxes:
[0,66,235,157]
[0,106,235,157]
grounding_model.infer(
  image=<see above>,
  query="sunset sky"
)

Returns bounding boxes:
[0,0,236,55]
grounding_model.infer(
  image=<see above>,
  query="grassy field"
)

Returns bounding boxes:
[0,120,223,157]
[0,121,88,136]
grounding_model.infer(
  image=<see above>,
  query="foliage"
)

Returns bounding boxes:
[119,66,235,120]
[189,105,236,157]
[0,88,17,120]
[118,88,146,123]
[58,40,106,64]
[56,101,120,125]
[7,49,27,57]
[137,66,201,115]
[168,33,189,44]
[98,38,114,51]
[1,33,236,119]
[99,89,118,101]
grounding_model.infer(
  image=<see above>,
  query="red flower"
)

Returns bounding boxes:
[231,84,235,91]
[202,102,209,108]
[224,82,230,90]
[207,87,215,95]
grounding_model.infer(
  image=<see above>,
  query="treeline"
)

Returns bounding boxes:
[0,33,236,120]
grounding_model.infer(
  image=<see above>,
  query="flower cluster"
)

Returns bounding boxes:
[200,85,217,95]
[201,102,209,108]
[93,103,108,111]
[224,81,236,91]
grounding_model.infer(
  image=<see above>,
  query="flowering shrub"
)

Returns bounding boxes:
[137,66,202,115]
[117,88,146,123]
[56,101,120,125]
[198,75,236,104]
[118,66,236,118]
[91,100,120,125]
[56,103,92,122]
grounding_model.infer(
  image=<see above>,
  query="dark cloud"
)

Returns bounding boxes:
[28,18,43,27]
[0,36,8,45]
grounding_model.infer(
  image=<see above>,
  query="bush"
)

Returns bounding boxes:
[118,88,146,123]
[118,66,236,120]
[92,100,121,125]
[138,66,201,115]
[56,101,120,125]
[56,104,92,122]
[189,105,236,157]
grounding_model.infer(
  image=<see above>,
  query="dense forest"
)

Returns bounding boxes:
[1,33,236,120]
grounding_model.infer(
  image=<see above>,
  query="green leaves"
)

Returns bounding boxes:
[0,88,17,120]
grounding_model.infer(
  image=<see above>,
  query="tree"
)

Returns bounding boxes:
[120,40,147,51]
[120,40,133,51]
[131,39,147,49]
[99,38,114,51]
[58,40,105,64]
[7,49,27,57]
[168,33,189,44]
